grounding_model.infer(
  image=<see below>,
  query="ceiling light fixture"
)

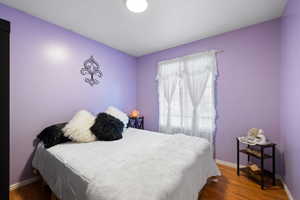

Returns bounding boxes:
[126,0,148,13]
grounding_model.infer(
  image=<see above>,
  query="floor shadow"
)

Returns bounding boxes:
[199,175,229,200]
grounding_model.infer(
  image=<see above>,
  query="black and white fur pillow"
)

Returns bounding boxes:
[37,123,70,148]
[62,110,97,142]
[105,106,129,129]
[90,113,124,141]
[37,109,126,147]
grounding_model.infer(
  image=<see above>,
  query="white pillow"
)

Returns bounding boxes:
[105,106,129,127]
[63,110,96,142]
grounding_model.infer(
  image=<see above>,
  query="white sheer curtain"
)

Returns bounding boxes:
[157,50,218,150]
[156,60,180,133]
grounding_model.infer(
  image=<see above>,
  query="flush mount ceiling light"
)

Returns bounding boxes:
[126,0,148,13]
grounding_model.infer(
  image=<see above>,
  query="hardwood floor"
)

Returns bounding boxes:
[10,164,288,200]
[199,165,288,200]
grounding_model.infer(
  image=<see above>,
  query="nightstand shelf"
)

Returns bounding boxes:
[236,138,276,189]
[239,149,272,159]
[240,166,274,185]
[127,116,144,129]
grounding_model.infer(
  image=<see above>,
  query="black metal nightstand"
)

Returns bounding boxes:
[127,117,144,129]
[236,138,276,189]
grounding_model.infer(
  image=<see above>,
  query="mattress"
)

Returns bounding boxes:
[32,128,220,200]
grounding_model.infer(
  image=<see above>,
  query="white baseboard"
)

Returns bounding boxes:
[10,176,40,191]
[278,177,294,200]
[216,159,245,168]
[216,159,294,200]
[216,159,237,168]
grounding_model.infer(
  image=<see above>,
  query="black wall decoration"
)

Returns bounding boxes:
[80,56,103,86]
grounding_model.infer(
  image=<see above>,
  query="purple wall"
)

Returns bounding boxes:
[0,4,137,185]
[136,20,282,167]
[281,0,300,199]
[2,2,296,192]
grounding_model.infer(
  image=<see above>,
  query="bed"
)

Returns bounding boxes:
[32,128,220,200]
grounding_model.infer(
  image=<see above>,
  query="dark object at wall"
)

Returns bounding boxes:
[0,18,10,200]
[37,123,70,148]
[236,138,276,190]
[128,117,144,129]
[80,56,103,86]
[90,113,124,141]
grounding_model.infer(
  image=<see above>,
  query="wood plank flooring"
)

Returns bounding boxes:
[10,164,288,200]
[199,165,288,200]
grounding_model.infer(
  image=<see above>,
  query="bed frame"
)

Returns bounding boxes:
[50,192,59,200]
[33,169,60,200]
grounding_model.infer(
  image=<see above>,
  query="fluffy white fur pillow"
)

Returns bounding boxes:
[63,110,96,143]
[105,106,129,127]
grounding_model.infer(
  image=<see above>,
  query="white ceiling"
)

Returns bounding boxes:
[0,0,286,57]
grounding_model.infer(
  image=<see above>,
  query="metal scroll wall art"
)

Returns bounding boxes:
[80,56,103,86]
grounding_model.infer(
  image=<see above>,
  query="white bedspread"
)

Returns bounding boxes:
[32,128,220,200]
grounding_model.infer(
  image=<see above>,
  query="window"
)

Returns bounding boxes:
[157,51,217,148]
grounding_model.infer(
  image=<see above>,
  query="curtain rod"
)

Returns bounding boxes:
[158,50,224,65]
